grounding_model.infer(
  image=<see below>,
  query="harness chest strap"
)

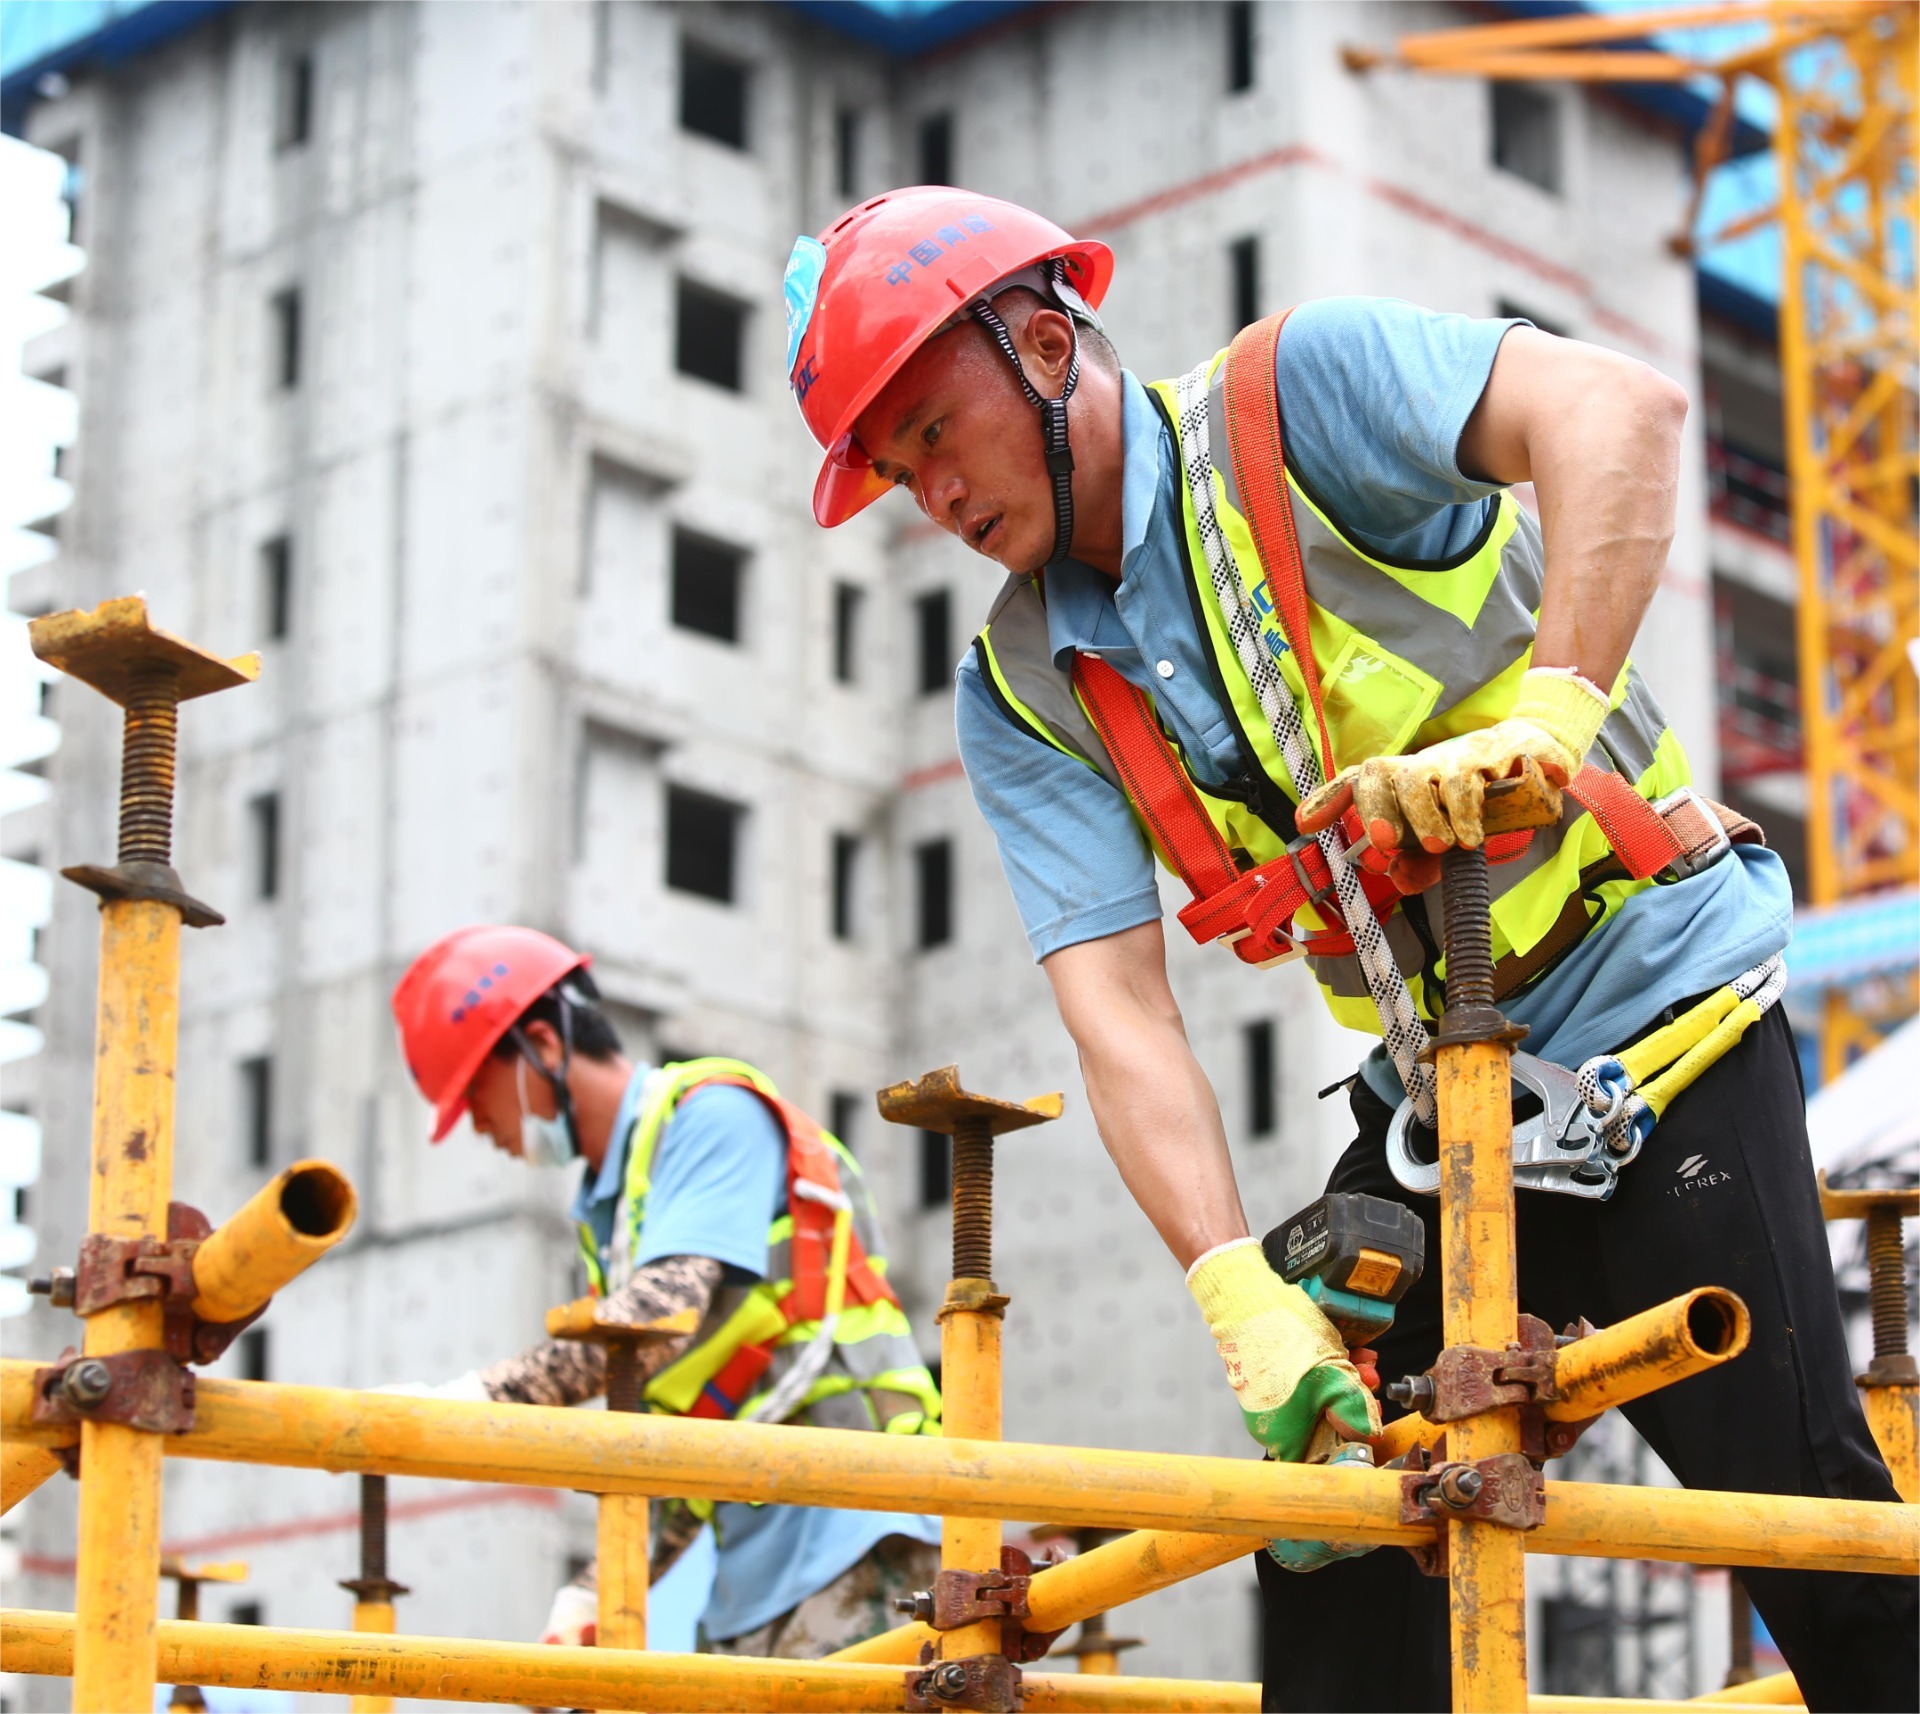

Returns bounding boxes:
[628,1075,900,1422]
[1071,653,1761,971]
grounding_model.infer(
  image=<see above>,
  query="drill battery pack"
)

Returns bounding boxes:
[1261,1193,1426,1346]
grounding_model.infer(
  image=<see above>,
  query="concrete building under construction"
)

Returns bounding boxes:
[0,1,1885,1705]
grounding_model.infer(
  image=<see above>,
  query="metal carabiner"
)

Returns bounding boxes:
[1385,1053,1642,1202]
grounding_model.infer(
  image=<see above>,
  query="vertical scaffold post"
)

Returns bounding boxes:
[1818,1175,1919,1500]
[878,1066,1061,1710]
[545,1294,703,1676]
[28,598,257,1714]
[339,1474,409,1714]
[1427,761,1560,1713]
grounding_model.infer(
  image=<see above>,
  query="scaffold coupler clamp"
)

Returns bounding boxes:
[900,1546,1055,1709]
[27,1201,266,1471]
[1384,1050,1641,1201]
[905,1654,1024,1713]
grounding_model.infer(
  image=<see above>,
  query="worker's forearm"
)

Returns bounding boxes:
[1045,927,1249,1269]
[478,1255,721,1407]
[1530,376,1685,689]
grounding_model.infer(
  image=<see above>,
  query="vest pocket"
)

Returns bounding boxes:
[1320,633,1442,771]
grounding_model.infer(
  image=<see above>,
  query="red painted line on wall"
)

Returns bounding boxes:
[1078,143,1333,236]
[900,756,967,792]
[18,1486,561,1578]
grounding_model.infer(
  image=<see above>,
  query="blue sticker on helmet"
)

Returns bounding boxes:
[784,235,827,378]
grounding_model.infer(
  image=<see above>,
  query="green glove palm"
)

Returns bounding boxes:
[1187,1239,1383,1463]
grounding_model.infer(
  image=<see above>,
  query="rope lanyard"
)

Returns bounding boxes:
[1172,347,1440,1128]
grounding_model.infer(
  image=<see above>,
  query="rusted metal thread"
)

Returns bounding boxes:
[1440,847,1494,1005]
[360,1475,387,1584]
[605,1344,644,1415]
[1867,1208,1911,1360]
[119,663,182,866]
[951,1117,994,1282]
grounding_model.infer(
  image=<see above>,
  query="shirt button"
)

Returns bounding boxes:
[1156,659,1176,679]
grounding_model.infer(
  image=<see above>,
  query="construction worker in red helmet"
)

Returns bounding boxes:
[786,188,1914,1709]
[388,925,942,1657]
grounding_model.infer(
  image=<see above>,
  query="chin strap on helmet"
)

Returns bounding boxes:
[969,258,1082,566]
[506,978,583,1147]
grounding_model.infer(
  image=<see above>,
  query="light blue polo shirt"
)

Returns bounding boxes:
[955,297,1791,1107]
[574,1068,940,1640]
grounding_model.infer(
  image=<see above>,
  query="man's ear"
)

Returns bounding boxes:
[1022,306,1077,388]
[521,1019,565,1073]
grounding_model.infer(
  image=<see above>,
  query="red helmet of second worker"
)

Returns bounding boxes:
[392,925,590,1142]
[786,186,1114,529]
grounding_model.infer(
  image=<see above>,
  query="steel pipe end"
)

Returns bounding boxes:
[1682,1287,1750,1362]
[278,1161,357,1245]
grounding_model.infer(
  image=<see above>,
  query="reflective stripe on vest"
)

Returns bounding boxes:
[975,327,1692,1032]
[575,1059,941,1434]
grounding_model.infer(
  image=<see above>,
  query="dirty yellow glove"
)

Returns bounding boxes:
[1299,668,1608,856]
[1187,1239,1381,1462]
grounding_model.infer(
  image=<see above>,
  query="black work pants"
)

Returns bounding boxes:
[1256,1005,1917,1712]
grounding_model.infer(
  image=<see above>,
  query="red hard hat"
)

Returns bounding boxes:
[787,186,1114,529]
[392,926,591,1143]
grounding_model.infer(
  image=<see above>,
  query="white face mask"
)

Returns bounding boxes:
[515,1057,578,1170]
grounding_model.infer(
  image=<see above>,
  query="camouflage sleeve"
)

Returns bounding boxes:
[477,1255,723,1409]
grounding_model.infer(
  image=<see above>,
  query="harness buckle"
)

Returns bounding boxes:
[1285,836,1340,912]
[1651,786,1731,879]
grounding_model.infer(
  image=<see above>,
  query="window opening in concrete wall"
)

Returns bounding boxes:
[249,792,281,900]
[270,288,302,390]
[51,139,82,244]
[665,785,743,903]
[229,1600,265,1626]
[831,831,861,941]
[275,53,313,150]
[914,837,953,949]
[828,1090,861,1153]
[917,112,953,183]
[238,1329,270,1384]
[1244,1018,1276,1140]
[836,106,860,197]
[833,582,864,684]
[261,535,292,641]
[919,1130,951,1209]
[915,588,952,695]
[239,1056,273,1168]
[676,279,748,392]
[1230,235,1260,334]
[1227,0,1255,92]
[1491,83,1561,195]
[1495,297,1568,339]
[670,528,745,642]
[680,40,748,149]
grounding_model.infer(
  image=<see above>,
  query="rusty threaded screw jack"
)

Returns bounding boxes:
[876,1067,1062,1286]
[339,1473,410,1608]
[118,660,182,866]
[951,1114,995,1282]
[28,596,258,928]
[1864,1207,1918,1386]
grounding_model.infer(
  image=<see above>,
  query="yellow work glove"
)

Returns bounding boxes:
[1298,668,1610,860]
[1187,1239,1382,1462]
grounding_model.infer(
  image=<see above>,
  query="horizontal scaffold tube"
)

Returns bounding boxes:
[0,1612,1255,1713]
[831,1528,1250,1664]
[0,1612,1804,1714]
[1377,1286,1752,1461]
[190,1160,358,1325]
[2,1366,1912,1577]
[0,1445,62,1517]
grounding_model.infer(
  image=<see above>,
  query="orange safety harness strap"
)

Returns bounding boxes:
[1221,310,1338,784]
[673,1076,898,1422]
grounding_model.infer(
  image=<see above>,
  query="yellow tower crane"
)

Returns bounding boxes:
[1349,0,1919,1083]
